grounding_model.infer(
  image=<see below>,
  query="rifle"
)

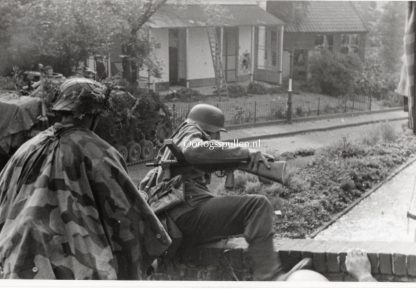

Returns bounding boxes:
[146,139,287,189]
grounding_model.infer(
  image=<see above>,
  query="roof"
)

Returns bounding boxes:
[272,1,367,33]
[148,4,284,28]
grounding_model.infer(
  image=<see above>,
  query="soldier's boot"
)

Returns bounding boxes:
[248,237,313,281]
[248,237,284,281]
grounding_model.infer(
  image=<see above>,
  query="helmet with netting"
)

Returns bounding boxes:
[52,77,108,119]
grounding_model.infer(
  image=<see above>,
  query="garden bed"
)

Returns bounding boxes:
[213,123,416,238]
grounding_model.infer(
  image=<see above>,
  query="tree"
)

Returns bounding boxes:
[0,0,169,79]
[377,1,406,75]
[119,0,168,86]
[266,1,310,29]
[352,2,381,51]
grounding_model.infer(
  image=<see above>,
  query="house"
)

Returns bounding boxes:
[108,0,285,91]
[266,1,368,80]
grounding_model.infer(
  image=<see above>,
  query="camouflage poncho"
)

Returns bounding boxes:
[0,123,171,279]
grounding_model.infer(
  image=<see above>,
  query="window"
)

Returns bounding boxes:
[315,34,333,51]
[271,31,277,66]
[326,35,334,51]
[315,34,324,49]
[294,49,307,66]
[340,34,360,55]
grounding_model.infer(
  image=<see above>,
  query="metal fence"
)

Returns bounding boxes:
[168,94,372,128]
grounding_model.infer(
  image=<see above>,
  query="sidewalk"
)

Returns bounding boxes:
[314,156,416,242]
[222,109,407,142]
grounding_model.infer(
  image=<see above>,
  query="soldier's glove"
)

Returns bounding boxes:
[248,149,272,171]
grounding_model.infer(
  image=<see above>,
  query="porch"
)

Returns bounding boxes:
[141,4,285,92]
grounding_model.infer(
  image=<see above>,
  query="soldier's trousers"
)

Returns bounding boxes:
[172,194,283,280]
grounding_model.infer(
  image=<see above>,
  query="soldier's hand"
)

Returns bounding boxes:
[248,149,271,171]
[263,152,275,162]
[345,248,375,282]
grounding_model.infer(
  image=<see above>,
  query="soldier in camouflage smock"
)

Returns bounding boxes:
[0,78,171,279]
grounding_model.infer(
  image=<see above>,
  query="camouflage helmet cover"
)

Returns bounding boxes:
[52,77,107,118]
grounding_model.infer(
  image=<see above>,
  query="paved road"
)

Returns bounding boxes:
[223,109,406,141]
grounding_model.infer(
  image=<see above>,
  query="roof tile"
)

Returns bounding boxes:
[282,1,367,33]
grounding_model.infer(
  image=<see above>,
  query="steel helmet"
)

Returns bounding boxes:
[52,77,107,118]
[286,270,329,282]
[187,104,226,133]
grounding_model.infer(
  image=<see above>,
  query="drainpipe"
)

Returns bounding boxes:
[251,26,255,82]
[279,25,284,85]
[287,49,294,123]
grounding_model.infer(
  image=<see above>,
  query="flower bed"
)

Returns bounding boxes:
[214,123,416,238]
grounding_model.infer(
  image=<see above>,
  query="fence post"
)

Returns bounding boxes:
[344,96,347,113]
[317,97,320,116]
[254,101,257,124]
[369,95,372,111]
[352,95,355,111]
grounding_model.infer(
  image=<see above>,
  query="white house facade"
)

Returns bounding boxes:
[106,1,285,91]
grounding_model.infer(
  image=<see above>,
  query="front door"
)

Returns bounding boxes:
[169,29,179,85]
[224,27,238,82]
[169,47,178,84]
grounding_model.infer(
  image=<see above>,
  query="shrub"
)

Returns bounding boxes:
[231,106,253,124]
[247,82,268,95]
[380,122,398,143]
[323,104,334,114]
[268,86,284,94]
[270,105,286,120]
[164,88,202,102]
[309,50,362,96]
[227,85,247,98]
[381,92,404,107]
[354,55,401,102]
[0,76,16,90]
[360,123,398,145]
[361,126,381,146]
[295,106,303,116]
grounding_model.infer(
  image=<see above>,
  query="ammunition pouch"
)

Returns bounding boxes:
[147,175,185,214]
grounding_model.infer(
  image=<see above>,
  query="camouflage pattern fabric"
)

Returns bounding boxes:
[0,123,171,279]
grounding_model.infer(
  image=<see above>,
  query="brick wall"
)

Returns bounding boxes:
[152,237,416,282]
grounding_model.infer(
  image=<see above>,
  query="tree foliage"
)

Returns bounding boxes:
[377,1,406,75]
[0,0,168,78]
[266,1,310,27]
[309,50,362,97]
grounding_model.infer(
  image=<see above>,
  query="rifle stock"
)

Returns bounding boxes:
[238,161,286,184]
